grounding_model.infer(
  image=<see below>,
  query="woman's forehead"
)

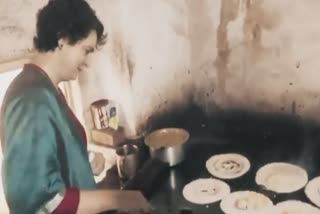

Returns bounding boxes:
[78,31,98,47]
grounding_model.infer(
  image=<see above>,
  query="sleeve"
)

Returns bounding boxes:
[1,95,79,214]
[52,188,79,214]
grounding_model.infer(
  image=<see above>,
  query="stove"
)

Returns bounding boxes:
[146,107,320,214]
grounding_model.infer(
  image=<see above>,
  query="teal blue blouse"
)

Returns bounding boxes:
[0,64,96,214]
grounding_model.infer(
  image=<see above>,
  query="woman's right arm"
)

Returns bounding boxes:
[50,188,152,214]
[77,190,152,214]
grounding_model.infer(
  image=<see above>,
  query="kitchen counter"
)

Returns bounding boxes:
[101,109,320,213]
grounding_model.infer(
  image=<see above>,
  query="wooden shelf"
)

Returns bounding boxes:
[90,127,126,148]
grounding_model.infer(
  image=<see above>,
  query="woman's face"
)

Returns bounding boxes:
[58,31,97,81]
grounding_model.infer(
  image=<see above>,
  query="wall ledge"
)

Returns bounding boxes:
[0,52,34,73]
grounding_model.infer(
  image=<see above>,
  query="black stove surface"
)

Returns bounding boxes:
[147,108,320,214]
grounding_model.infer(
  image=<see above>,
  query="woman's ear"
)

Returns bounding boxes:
[57,38,64,50]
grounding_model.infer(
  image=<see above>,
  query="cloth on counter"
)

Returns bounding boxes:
[87,143,116,183]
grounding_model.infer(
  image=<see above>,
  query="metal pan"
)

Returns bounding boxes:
[144,128,190,167]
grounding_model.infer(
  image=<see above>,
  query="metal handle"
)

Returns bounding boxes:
[118,156,128,180]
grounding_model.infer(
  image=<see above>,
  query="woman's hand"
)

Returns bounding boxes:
[117,191,154,213]
[89,152,105,176]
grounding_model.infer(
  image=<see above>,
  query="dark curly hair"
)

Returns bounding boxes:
[33,0,106,52]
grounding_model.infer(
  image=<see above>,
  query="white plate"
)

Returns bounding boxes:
[220,191,273,214]
[206,153,250,179]
[182,178,231,204]
[255,162,308,193]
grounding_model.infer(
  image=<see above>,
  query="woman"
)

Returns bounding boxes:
[0,0,151,213]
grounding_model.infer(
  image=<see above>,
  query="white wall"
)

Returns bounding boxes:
[81,0,320,136]
[2,0,320,137]
[80,0,190,136]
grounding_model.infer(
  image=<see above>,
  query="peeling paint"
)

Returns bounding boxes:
[214,0,240,100]
[109,35,135,84]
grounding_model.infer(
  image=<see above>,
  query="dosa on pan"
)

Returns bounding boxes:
[273,200,320,214]
[182,178,231,204]
[255,162,308,193]
[206,153,250,179]
[220,190,273,214]
[305,176,320,208]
